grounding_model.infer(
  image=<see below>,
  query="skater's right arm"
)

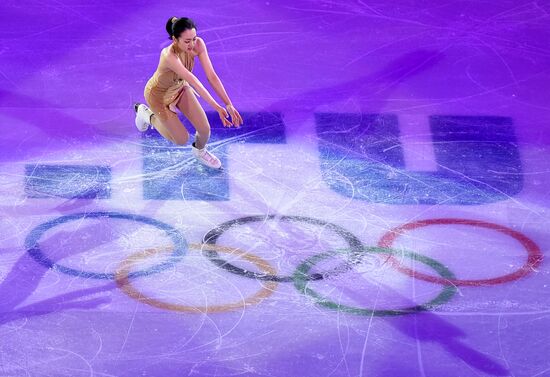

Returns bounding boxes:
[163,53,231,126]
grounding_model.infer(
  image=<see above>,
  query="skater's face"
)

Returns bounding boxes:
[175,28,197,52]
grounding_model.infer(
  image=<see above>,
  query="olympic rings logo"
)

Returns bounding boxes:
[24,212,543,316]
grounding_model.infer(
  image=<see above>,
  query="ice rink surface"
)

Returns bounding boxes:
[1,1,549,376]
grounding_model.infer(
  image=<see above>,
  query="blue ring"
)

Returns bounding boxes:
[25,211,188,280]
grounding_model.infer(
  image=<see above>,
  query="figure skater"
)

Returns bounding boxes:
[134,17,243,169]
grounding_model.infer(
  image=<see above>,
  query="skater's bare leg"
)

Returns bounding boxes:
[176,86,210,149]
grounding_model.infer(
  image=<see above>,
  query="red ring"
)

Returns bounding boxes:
[377,218,543,286]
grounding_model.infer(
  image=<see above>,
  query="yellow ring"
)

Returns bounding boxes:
[115,243,278,314]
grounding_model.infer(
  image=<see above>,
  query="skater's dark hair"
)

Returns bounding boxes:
[166,17,197,39]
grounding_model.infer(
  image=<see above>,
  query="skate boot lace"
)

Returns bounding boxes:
[201,149,218,164]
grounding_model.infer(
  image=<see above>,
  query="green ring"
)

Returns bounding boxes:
[293,247,457,316]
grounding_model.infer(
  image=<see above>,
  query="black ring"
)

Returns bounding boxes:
[202,215,365,282]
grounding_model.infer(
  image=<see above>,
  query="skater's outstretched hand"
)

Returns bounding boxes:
[217,106,233,127]
[226,105,243,127]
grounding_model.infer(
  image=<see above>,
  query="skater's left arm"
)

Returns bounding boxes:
[196,38,243,127]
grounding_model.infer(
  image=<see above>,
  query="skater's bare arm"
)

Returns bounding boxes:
[165,53,223,112]
[164,53,233,127]
[196,38,243,126]
[197,38,231,105]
